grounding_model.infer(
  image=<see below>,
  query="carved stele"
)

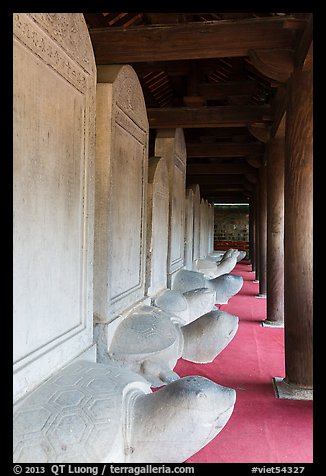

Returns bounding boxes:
[190,184,201,262]
[13,13,96,402]
[94,65,149,323]
[208,203,214,254]
[146,157,170,296]
[155,129,186,286]
[199,198,208,259]
[184,188,194,270]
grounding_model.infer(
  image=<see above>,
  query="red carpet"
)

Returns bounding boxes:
[175,262,313,463]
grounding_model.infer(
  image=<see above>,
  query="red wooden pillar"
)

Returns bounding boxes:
[274,65,313,399]
[257,160,267,297]
[263,137,285,327]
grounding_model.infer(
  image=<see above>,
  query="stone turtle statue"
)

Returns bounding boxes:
[172,268,243,305]
[106,304,238,387]
[13,360,236,463]
[193,255,238,279]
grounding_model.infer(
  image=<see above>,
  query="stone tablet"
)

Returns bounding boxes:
[190,184,201,262]
[208,203,214,254]
[155,129,186,286]
[184,188,194,270]
[94,65,149,322]
[13,13,96,402]
[146,157,169,296]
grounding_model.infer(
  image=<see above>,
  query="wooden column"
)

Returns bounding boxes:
[249,195,256,273]
[254,184,260,282]
[263,137,285,327]
[257,161,267,296]
[274,65,313,399]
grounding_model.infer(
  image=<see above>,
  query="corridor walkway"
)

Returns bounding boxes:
[175,262,313,463]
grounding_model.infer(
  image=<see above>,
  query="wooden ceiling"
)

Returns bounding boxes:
[84,12,312,203]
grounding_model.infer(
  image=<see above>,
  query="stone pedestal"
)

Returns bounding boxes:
[272,377,312,401]
[261,320,284,328]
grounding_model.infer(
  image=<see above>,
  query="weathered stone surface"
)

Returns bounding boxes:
[211,274,244,304]
[146,157,170,296]
[13,13,96,402]
[208,203,215,254]
[13,16,237,465]
[154,290,189,325]
[199,198,208,258]
[237,250,247,261]
[190,184,201,262]
[181,310,239,363]
[93,84,225,387]
[129,376,236,463]
[183,288,215,322]
[220,248,240,262]
[14,360,236,463]
[108,306,183,387]
[155,129,186,285]
[184,188,194,270]
[172,269,243,304]
[193,256,238,279]
[207,251,225,261]
[94,64,149,323]
[13,360,151,463]
[154,288,215,325]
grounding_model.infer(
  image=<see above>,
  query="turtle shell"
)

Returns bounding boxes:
[109,305,181,358]
[13,360,150,463]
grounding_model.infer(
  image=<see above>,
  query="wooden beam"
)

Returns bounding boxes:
[245,156,262,168]
[248,49,294,83]
[198,80,257,99]
[187,175,254,192]
[89,17,304,64]
[270,15,312,138]
[202,192,250,201]
[84,13,111,28]
[148,105,273,128]
[295,13,313,70]
[132,59,223,76]
[187,163,255,175]
[146,13,182,24]
[184,127,250,142]
[196,184,248,192]
[248,123,271,143]
[187,174,251,185]
[186,141,264,157]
